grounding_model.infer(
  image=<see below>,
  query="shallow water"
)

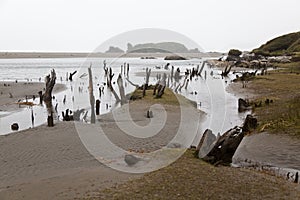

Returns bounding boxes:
[0,57,247,139]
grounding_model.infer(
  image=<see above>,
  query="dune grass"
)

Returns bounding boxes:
[129,87,197,107]
[248,62,300,136]
[84,149,300,200]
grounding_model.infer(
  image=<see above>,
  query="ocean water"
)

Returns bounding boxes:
[0,57,248,143]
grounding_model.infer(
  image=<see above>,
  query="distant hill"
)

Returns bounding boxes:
[253,31,300,56]
[105,46,125,53]
[126,42,200,53]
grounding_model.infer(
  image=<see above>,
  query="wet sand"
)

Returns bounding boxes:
[0,122,140,200]
[0,81,65,113]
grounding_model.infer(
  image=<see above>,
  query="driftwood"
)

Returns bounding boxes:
[88,66,96,124]
[199,115,257,165]
[195,129,216,158]
[202,126,244,165]
[43,69,56,127]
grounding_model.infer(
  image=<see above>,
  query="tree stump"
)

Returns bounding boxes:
[47,112,54,127]
[96,99,100,115]
[242,114,258,133]
[43,70,56,127]
[238,98,251,112]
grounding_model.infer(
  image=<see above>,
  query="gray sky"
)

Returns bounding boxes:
[0,0,299,52]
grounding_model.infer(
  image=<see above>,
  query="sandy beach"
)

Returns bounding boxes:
[0,122,141,200]
[0,82,201,199]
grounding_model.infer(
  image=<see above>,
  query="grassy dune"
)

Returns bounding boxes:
[247,62,300,136]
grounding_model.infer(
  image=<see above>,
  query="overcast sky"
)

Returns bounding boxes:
[0,0,299,53]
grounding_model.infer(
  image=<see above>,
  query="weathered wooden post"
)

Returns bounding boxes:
[96,99,100,115]
[107,67,121,103]
[88,65,96,124]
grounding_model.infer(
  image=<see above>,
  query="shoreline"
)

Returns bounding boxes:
[0,81,66,113]
[227,80,300,183]
[0,52,222,59]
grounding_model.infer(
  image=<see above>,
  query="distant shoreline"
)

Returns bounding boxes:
[0,52,223,59]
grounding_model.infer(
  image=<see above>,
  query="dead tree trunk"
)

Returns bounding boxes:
[174,68,180,82]
[179,76,187,92]
[126,63,129,77]
[156,73,166,98]
[198,61,205,76]
[202,126,244,165]
[126,77,139,88]
[117,74,127,105]
[184,79,189,90]
[221,64,232,77]
[38,91,43,105]
[107,67,121,102]
[145,68,151,90]
[153,81,159,96]
[103,60,108,76]
[69,71,77,81]
[43,69,56,127]
[171,66,174,81]
[88,66,96,124]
